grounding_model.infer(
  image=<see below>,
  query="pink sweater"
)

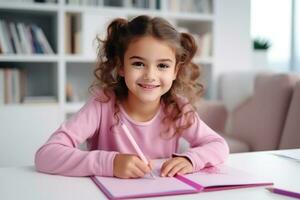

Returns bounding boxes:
[35,92,229,177]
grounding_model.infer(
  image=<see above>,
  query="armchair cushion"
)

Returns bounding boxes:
[197,100,228,133]
[230,74,297,151]
[279,81,300,149]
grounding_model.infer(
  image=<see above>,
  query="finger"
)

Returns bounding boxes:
[148,160,154,170]
[177,165,193,175]
[166,162,186,177]
[160,158,182,177]
[134,157,151,174]
[131,167,146,178]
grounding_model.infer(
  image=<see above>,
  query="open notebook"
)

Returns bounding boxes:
[91,160,273,199]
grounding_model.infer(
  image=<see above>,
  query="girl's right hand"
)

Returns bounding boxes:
[113,154,152,179]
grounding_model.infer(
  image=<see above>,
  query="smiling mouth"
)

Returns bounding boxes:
[138,83,160,89]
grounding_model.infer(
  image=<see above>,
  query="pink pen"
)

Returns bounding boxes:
[267,187,300,199]
[120,123,156,178]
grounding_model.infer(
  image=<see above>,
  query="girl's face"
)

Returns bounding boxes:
[119,36,177,105]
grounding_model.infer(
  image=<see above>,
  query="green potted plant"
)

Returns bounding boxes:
[252,37,271,69]
[253,38,271,50]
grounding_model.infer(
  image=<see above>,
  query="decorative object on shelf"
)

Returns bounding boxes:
[252,37,271,70]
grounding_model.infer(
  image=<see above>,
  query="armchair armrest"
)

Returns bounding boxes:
[197,100,228,133]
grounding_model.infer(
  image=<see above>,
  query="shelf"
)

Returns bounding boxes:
[64,55,96,63]
[63,5,213,21]
[0,103,58,108]
[0,2,58,13]
[0,55,59,62]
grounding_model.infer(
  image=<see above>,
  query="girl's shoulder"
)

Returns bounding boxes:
[88,88,117,109]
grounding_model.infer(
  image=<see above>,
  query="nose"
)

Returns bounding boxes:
[143,66,156,81]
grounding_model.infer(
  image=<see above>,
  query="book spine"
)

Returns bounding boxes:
[17,23,30,54]
[9,22,23,54]
[30,25,44,54]
[0,20,14,54]
[36,26,54,54]
[0,20,9,54]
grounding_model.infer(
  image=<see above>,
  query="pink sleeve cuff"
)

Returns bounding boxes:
[96,151,119,177]
[172,152,205,172]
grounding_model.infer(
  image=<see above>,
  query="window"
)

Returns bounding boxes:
[251,0,292,71]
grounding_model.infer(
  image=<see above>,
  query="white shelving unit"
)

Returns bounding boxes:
[0,0,252,166]
[0,0,215,116]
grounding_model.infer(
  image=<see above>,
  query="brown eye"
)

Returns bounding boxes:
[132,62,145,68]
[158,63,169,69]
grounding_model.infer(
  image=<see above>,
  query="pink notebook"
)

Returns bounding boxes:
[91,160,273,199]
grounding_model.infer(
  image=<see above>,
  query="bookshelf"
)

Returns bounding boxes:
[0,0,214,116]
[0,0,252,166]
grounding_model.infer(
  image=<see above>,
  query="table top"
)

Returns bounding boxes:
[0,149,299,200]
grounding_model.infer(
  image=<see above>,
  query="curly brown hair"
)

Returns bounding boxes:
[90,15,203,138]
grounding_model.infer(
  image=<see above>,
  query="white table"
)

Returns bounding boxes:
[0,149,299,200]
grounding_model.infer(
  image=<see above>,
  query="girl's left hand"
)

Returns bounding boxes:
[160,156,193,177]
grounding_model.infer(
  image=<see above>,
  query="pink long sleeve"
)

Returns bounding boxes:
[35,92,229,177]
[174,113,229,172]
[35,97,118,177]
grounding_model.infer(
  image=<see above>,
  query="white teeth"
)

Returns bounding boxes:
[138,84,158,89]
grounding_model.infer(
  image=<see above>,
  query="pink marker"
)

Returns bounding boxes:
[121,123,155,178]
[267,187,300,199]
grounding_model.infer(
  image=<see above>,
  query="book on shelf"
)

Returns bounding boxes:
[92,159,273,199]
[0,19,54,55]
[0,20,14,54]
[0,68,23,104]
[0,67,58,105]
[65,14,81,54]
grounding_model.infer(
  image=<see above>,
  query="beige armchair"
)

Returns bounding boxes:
[279,81,300,149]
[198,73,299,153]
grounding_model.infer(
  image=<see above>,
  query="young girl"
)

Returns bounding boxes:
[35,15,229,179]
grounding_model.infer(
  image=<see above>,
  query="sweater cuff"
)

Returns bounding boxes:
[96,151,118,177]
[173,152,205,172]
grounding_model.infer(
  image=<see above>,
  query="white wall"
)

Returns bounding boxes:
[213,0,252,98]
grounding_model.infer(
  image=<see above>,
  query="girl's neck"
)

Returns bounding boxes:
[121,96,161,122]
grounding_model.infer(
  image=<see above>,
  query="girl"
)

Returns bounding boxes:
[35,15,229,179]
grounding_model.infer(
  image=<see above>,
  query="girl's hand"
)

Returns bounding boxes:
[160,156,193,177]
[113,154,152,179]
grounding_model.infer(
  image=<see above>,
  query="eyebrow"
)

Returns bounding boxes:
[129,56,173,63]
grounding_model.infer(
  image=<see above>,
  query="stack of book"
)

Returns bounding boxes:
[0,68,57,105]
[0,68,24,104]
[0,20,54,55]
